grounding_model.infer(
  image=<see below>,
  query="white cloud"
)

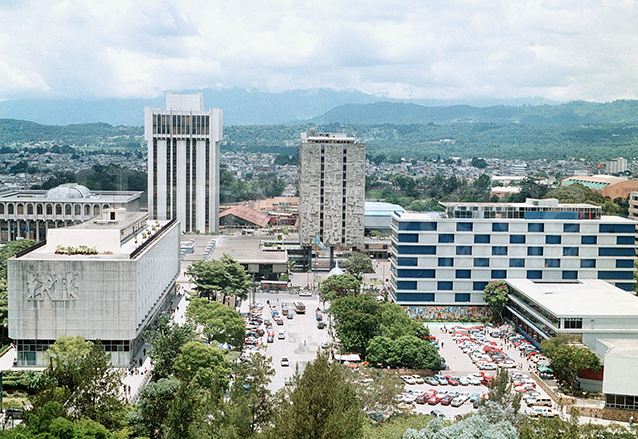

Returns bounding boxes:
[0,0,637,101]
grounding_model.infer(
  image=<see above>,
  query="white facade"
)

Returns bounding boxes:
[390,199,636,314]
[8,211,180,366]
[298,133,365,248]
[145,93,222,233]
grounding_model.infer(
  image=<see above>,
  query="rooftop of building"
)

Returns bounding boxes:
[391,210,635,223]
[440,198,599,210]
[0,183,141,203]
[598,339,638,359]
[506,279,638,319]
[563,175,627,185]
[364,201,406,216]
[208,235,287,265]
[220,205,271,228]
[300,131,357,143]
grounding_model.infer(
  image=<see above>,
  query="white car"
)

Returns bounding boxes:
[466,376,481,386]
[451,394,469,407]
[278,330,285,339]
[280,357,290,366]
[412,375,425,384]
[402,376,417,385]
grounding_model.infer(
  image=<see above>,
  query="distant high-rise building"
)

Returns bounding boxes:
[298,132,365,249]
[145,93,222,233]
[606,157,628,175]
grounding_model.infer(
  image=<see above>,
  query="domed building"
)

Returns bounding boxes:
[0,184,141,242]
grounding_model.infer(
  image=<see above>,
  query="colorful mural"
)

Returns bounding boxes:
[404,305,488,321]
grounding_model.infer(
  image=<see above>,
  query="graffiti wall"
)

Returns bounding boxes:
[404,305,488,321]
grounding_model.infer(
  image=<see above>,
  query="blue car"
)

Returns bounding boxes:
[469,392,480,404]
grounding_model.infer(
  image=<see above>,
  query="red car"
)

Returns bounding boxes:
[428,394,444,405]
[445,375,459,386]
[440,395,454,406]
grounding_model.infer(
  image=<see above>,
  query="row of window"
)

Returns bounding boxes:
[396,269,634,282]
[399,221,636,234]
[397,245,635,257]
[395,292,472,303]
[399,233,634,246]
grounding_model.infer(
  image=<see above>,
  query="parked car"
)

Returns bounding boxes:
[429,410,445,419]
[280,357,290,367]
[402,376,417,385]
[412,375,425,384]
[278,330,285,339]
[275,318,284,325]
[287,312,293,319]
[425,377,439,386]
[440,395,454,406]
[435,375,448,386]
[317,321,326,329]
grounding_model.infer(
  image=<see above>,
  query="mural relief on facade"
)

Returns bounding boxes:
[27,271,79,302]
[404,305,488,321]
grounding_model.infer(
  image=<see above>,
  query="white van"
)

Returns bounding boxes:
[531,397,552,407]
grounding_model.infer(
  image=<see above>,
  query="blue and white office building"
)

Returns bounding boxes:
[390,199,636,315]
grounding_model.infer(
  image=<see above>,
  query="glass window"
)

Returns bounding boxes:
[474,234,490,244]
[563,318,583,329]
[397,269,435,278]
[528,223,545,232]
[491,270,507,279]
[510,235,526,244]
[600,224,636,234]
[474,258,489,267]
[563,223,580,233]
[398,245,436,255]
[527,270,542,279]
[580,259,596,268]
[456,270,471,279]
[492,246,508,256]
[562,271,578,280]
[439,234,455,243]
[473,282,488,291]
[616,259,634,268]
[397,257,418,266]
[397,281,417,289]
[509,258,525,268]
[457,222,473,232]
[563,247,579,257]
[399,222,437,231]
[617,236,634,245]
[492,223,509,232]
[545,235,561,244]
[616,283,635,292]
[438,258,454,267]
[398,234,418,243]
[599,247,634,257]
[437,281,453,290]
[527,247,544,256]
[598,271,634,280]
[545,259,560,268]
[581,236,597,245]
[396,293,435,302]
[455,293,471,302]
[456,246,472,255]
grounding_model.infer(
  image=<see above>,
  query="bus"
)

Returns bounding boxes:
[293,302,306,314]
[260,280,288,292]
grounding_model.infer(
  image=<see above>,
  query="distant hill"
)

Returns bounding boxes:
[0,87,558,126]
[309,100,638,125]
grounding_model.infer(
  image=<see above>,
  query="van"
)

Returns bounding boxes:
[531,397,552,407]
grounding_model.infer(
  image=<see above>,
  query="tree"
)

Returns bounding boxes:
[346,366,403,414]
[319,274,361,302]
[379,301,428,340]
[483,280,509,324]
[186,297,246,349]
[127,378,180,439]
[145,314,198,379]
[186,254,252,302]
[330,296,381,354]
[366,335,441,369]
[267,353,364,439]
[341,253,374,280]
[541,334,601,392]
[174,341,231,399]
[0,239,36,278]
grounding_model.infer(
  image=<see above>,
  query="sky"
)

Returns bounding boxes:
[1,0,638,103]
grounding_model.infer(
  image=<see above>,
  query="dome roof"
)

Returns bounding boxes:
[45,183,92,199]
[326,260,345,278]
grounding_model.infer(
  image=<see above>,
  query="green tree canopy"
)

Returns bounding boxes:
[186,254,252,302]
[145,314,198,379]
[186,297,246,349]
[127,377,180,439]
[319,273,361,302]
[366,335,441,370]
[541,334,601,392]
[174,341,231,399]
[341,252,374,280]
[483,280,510,324]
[330,295,381,354]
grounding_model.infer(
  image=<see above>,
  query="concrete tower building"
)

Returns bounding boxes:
[298,132,365,250]
[145,93,222,233]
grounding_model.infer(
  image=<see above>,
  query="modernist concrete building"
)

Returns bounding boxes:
[629,191,638,220]
[298,132,365,249]
[8,209,180,367]
[391,198,637,320]
[504,279,638,402]
[0,183,141,242]
[562,174,638,200]
[145,93,223,233]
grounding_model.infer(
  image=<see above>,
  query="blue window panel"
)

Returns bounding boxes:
[492,246,508,256]
[492,223,509,232]
[615,283,635,292]
[439,234,455,243]
[397,257,418,266]
[580,259,596,268]
[600,224,636,234]
[438,258,454,267]
[457,222,473,232]
[527,270,542,279]
[456,246,472,255]
[528,223,545,233]
[509,258,525,268]
[510,235,526,244]
[599,271,634,280]
[563,223,580,233]
[545,259,560,268]
[399,222,437,231]
[581,236,597,245]
[396,293,435,302]
[397,269,436,278]
[617,236,635,245]
[525,211,577,220]
[456,270,471,279]
[437,281,453,290]
[599,247,635,257]
[616,259,634,268]
[545,235,561,245]
[562,271,578,280]
[474,234,491,244]
[455,293,471,302]
[474,258,489,267]
[563,247,579,257]
[527,247,544,256]
[491,270,507,278]
[398,245,436,255]
[397,281,417,290]
[398,234,419,243]
[473,282,488,291]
